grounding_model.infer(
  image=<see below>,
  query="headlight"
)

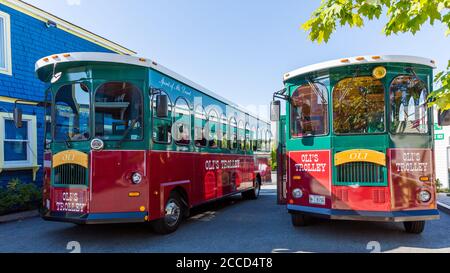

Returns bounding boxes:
[292,188,303,199]
[131,172,143,184]
[419,190,432,203]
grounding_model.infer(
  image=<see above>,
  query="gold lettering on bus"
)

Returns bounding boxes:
[335,149,386,166]
[53,150,89,168]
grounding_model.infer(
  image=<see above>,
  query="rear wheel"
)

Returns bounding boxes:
[403,221,425,234]
[242,178,261,200]
[152,192,184,234]
[291,213,311,227]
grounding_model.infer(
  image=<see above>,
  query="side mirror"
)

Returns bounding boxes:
[438,110,450,126]
[270,101,281,122]
[156,94,169,118]
[14,107,23,128]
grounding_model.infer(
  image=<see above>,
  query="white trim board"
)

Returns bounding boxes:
[0,10,11,75]
[284,55,436,82]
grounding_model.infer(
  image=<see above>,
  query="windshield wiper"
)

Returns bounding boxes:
[306,78,327,105]
[64,133,73,149]
[115,118,139,148]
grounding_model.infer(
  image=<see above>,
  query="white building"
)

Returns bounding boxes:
[434,109,450,190]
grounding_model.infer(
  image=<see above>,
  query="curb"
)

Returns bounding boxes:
[437,202,450,215]
[0,210,39,224]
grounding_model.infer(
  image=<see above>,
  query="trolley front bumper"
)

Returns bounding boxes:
[287,205,440,222]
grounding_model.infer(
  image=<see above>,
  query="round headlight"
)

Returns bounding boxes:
[132,172,143,184]
[419,190,432,203]
[292,188,303,199]
[91,138,104,151]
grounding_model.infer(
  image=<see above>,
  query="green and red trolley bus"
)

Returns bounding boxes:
[271,55,439,234]
[33,52,271,234]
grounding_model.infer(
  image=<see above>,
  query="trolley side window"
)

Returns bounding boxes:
[245,123,251,151]
[94,82,143,141]
[238,120,245,151]
[390,75,429,134]
[208,110,219,149]
[194,105,207,147]
[230,118,238,150]
[333,76,385,135]
[291,82,329,138]
[220,114,228,150]
[266,129,272,152]
[251,126,257,151]
[173,97,191,146]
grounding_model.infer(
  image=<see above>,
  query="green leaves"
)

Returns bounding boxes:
[303,0,449,41]
[384,0,447,35]
[303,0,450,110]
[302,0,386,43]
[0,179,42,216]
[429,61,450,110]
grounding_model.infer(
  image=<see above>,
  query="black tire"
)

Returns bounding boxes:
[152,192,184,235]
[242,178,261,200]
[403,221,426,234]
[291,213,311,227]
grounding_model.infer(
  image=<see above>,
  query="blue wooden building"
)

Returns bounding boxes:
[0,0,135,187]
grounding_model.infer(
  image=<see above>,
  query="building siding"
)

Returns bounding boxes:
[434,110,450,190]
[0,3,114,187]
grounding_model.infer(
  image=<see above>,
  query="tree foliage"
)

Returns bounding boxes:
[302,0,450,109]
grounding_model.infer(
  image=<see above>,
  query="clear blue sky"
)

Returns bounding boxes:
[26,0,449,120]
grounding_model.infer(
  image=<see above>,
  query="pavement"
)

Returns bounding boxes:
[0,184,449,253]
[0,210,39,224]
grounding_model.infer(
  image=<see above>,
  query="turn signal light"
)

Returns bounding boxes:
[43,58,49,62]
[52,55,59,59]
[372,56,381,60]
[340,58,350,63]
[63,54,71,58]
[129,192,140,197]
[419,176,430,182]
[356,57,365,61]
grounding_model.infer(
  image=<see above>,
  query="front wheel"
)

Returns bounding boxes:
[152,193,184,235]
[404,221,426,234]
[242,179,261,200]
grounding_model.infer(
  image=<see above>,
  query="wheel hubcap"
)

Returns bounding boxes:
[165,200,181,227]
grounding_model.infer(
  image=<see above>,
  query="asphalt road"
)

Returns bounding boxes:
[1,185,449,253]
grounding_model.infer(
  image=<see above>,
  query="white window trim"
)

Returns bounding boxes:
[0,10,12,76]
[0,112,38,169]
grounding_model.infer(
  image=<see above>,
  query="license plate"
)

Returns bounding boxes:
[309,195,326,205]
